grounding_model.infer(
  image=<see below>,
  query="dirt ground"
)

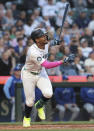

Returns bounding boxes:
[0,124,94,130]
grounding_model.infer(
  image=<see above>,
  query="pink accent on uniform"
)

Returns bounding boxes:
[41,60,63,69]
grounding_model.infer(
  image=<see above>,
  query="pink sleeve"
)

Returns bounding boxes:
[41,60,63,69]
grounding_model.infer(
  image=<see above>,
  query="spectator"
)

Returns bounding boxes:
[33,8,43,24]
[24,18,35,36]
[69,23,82,39]
[4,9,15,29]
[54,75,80,121]
[56,0,69,27]
[3,30,11,48]
[0,49,14,76]
[42,0,57,27]
[88,13,94,32]
[19,47,28,65]
[81,28,94,47]
[46,54,62,76]
[38,0,48,8]
[80,74,94,120]
[84,51,94,74]
[70,35,79,54]
[3,64,24,122]
[14,37,26,61]
[79,38,92,59]
[11,2,19,20]
[87,0,94,8]
[0,37,5,57]
[0,10,7,30]
[15,19,23,31]
[10,26,17,40]
[19,11,26,23]
[72,0,87,10]
[23,0,38,10]
[74,10,90,29]
[72,56,84,75]
[0,3,6,13]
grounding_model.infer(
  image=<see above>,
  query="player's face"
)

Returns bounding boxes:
[35,35,48,45]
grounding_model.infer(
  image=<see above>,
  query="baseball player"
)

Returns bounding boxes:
[21,28,74,127]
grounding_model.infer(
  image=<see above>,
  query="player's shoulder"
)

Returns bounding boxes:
[28,44,37,51]
[28,44,40,55]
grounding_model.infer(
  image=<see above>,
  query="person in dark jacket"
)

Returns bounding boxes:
[74,11,90,29]
[54,75,80,121]
[3,64,24,122]
[80,74,94,120]
[0,49,13,76]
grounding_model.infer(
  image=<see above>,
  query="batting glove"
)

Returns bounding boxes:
[63,54,75,64]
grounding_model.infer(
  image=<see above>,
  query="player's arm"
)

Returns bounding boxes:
[41,54,75,69]
[3,77,13,99]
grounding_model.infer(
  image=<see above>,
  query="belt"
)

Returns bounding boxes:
[23,67,39,75]
[30,72,39,75]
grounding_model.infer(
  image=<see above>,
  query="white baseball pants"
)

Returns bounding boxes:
[21,68,53,107]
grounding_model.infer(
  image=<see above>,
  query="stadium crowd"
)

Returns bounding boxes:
[0,0,94,76]
[0,0,94,122]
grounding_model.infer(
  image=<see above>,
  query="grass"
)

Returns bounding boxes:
[0,121,94,125]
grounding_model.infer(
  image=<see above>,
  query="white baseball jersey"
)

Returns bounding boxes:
[24,43,48,74]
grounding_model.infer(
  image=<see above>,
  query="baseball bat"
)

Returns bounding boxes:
[58,3,70,40]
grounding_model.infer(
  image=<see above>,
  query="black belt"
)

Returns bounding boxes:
[30,72,39,75]
[24,67,39,75]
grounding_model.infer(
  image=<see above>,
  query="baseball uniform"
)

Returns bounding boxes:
[21,43,53,107]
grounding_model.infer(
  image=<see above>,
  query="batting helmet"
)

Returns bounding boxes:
[31,28,48,42]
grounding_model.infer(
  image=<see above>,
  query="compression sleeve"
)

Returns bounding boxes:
[41,60,63,69]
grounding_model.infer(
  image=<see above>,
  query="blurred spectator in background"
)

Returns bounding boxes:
[10,26,17,40]
[81,28,94,47]
[74,10,90,29]
[0,3,6,13]
[3,64,24,122]
[0,38,4,57]
[60,63,78,75]
[84,51,94,74]
[70,34,79,54]
[46,54,62,76]
[3,30,11,48]
[69,23,82,36]
[15,19,23,31]
[88,13,94,32]
[0,49,15,76]
[23,0,38,10]
[56,0,69,27]
[72,0,87,10]
[19,11,26,23]
[72,56,84,75]
[54,75,80,121]
[19,47,28,65]
[24,18,34,36]
[14,37,26,63]
[42,0,57,27]
[80,74,94,120]
[87,0,94,8]
[4,9,15,30]
[79,38,92,59]
[0,10,7,30]
[11,2,19,20]
[38,0,48,8]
